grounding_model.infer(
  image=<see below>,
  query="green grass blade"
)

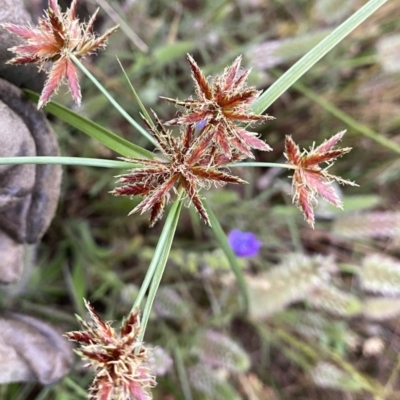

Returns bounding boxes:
[71,55,156,146]
[117,57,155,129]
[0,156,139,168]
[292,80,400,155]
[252,0,388,114]
[135,196,184,341]
[61,377,88,399]
[203,200,249,313]
[25,90,153,159]
[174,345,194,400]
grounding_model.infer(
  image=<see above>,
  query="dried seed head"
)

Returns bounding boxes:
[65,300,155,400]
[161,54,274,159]
[112,111,247,227]
[1,0,118,108]
[284,131,357,227]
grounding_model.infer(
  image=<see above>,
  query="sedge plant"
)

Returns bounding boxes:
[0,0,390,398]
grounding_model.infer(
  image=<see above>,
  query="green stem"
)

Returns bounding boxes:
[117,57,155,129]
[174,345,193,400]
[0,156,138,168]
[135,193,184,340]
[252,0,388,114]
[292,79,400,155]
[229,162,295,169]
[71,54,156,146]
[25,89,153,159]
[62,377,88,398]
[0,157,297,171]
[203,200,249,313]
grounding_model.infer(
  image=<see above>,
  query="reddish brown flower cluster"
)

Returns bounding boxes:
[284,130,357,227]
[1,0,118,108]
[112,111,247,226]
[113,55,272,226]
[65,300,155,400]
[161,54,274,159]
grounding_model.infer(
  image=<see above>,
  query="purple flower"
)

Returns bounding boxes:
[195,119,207,131]
[228,229,261,257]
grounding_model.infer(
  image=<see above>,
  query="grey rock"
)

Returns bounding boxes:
[0,78,62,283]
[0,312,73,384]
[0,0,46,91]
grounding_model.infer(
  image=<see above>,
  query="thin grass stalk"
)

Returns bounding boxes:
[0,157,138,168]
[24,90,153,159]
[174,345,194,400]
[71,54,156,146]
[94,0,148,52]
[62,377,89,398]
[117,57,155,129]
[291,79,400,155]
[229,162,295,169]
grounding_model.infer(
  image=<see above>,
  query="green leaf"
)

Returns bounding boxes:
[203,200,248,313]
[291,80,400,155]
[24,90,154,159]
[252,0,388,114]
[0,156,138,168]
[135,195,184,341]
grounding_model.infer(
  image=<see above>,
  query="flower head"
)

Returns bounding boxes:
[112,111,247,227]
[1,0,118,108]
[161,54,273,159]
[284,130,357,227]
[65,300,155,400]
[228,229,262,257]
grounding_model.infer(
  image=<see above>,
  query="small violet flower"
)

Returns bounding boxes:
[228,229,261,257]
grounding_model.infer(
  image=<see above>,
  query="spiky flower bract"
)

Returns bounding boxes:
[161,54,274,159]
[112,111,246,227]
[1,0,118,108]
[65,300,155,400]
[284,130,357,227]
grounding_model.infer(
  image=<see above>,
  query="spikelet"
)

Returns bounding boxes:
[291,311,329,339]
[362,297,400,321]
[333,211,400,239]
[376,34,400,73]
[359,254,400,295]
[153,287,192,321]
[194,330,250,373]
[188,364,241,400]
[307,283,361,316]
[310,362,365,392]
[247,254,337,319]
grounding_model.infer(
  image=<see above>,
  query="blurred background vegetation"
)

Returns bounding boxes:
[5,0,400,398]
